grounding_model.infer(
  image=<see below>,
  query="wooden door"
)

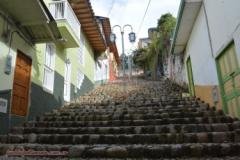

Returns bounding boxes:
[217,43,240,117]
[11,51,32,116]
[186,57,195,96]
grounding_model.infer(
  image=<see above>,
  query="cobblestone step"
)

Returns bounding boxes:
[1,79,239,158]
[24,116,235,128]
[1,131,240,144]
[44,109,222,119]
[37,112,227,122]
[1,157,240,160]
[1,143,240,158]
[11,123,240,135]
[58,102,219,117]
[67,101,200,110]
[54,106,203,114]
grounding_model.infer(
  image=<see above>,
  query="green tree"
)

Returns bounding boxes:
[150,13,176,79]
[157,13,176,57]
[133,48,149,73]
[132,13,176,80]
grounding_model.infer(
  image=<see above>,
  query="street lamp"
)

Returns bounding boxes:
[110,24,136,78]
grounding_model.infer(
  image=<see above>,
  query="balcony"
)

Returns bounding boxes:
[49,0,80,48]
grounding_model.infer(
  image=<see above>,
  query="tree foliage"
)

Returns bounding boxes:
[158,13,176,36]
[133,48,148,68]
[133,13,176,79]
[157,13,176,55]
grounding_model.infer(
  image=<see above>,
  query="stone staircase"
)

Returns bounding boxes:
[1,79,240,159]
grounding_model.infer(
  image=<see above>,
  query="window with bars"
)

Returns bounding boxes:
[43,43,55,92]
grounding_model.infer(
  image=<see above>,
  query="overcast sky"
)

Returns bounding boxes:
[91,0,181,55]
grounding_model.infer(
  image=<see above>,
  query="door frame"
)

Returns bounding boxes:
[215,40,240,116]
[186,56,195,96]
[11,50,32,117]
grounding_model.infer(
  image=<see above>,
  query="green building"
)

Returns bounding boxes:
[0,0,116,134]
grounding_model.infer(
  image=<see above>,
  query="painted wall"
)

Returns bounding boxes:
[0,20,35,91]
[68,32,96,84]
[67,31,95,99]
[168,4,223,109]
[29,32,96,120]
[168,0,240,113]
[170,54,186,86]
[95,58,109,84]
[0,11,36,133]
[108,52,118,82]
[184,5,218,86]
[0,15,96,134]
[43,0,96,97]
[204,0,240,60]
[28,43,66,120]
[79,34,95,83]
[184,5,222,108]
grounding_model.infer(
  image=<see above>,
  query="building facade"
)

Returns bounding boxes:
[138,38,151,49]
[95,16,120,83]
[0,0,119,134]
[169,0,240,117]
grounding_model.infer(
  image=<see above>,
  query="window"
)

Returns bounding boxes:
[77,69,84,89]
[43,43,55,93]
[78,32,85,65]
[64,61,71,102]
[49,1,64,19]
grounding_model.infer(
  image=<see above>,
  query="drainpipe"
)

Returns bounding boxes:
[202,0,214,58]
[203,0,220,107]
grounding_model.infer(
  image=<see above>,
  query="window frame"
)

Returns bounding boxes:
[43,43,56,93]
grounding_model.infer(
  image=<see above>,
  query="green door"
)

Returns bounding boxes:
[217,43,240,117]
[186,57,195,96]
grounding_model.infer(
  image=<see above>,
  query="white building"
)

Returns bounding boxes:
[138,38,151,49]
[169,0,240,117]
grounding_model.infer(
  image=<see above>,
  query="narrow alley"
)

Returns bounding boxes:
[1,0,240,159]
[1,77,240,159]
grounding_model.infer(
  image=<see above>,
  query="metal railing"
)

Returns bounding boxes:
[49,0,80,40]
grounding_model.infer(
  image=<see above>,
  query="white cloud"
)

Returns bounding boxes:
[91,0,181,55]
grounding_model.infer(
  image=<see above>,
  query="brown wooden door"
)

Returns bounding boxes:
[11,51,32,116]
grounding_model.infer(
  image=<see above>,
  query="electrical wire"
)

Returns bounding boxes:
[137,0,152,36]
[107,0,116,16]
[127,0,151,54]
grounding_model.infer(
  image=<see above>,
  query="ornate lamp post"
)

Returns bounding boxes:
[110,24,136,78]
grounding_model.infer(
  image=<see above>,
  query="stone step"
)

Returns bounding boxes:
[1,143,240,158]
[47,108,220,118]
[57,107,204,116]
[67,101,200,110]
[67,97,198,105]
[37,112,225,122]
[64,102,201,110]
[11,123,238,135]
[25,116,235,128]
[1,131,238,144]
[60,102,211,113]
[55,106,203,114]
[1,157,240,160]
